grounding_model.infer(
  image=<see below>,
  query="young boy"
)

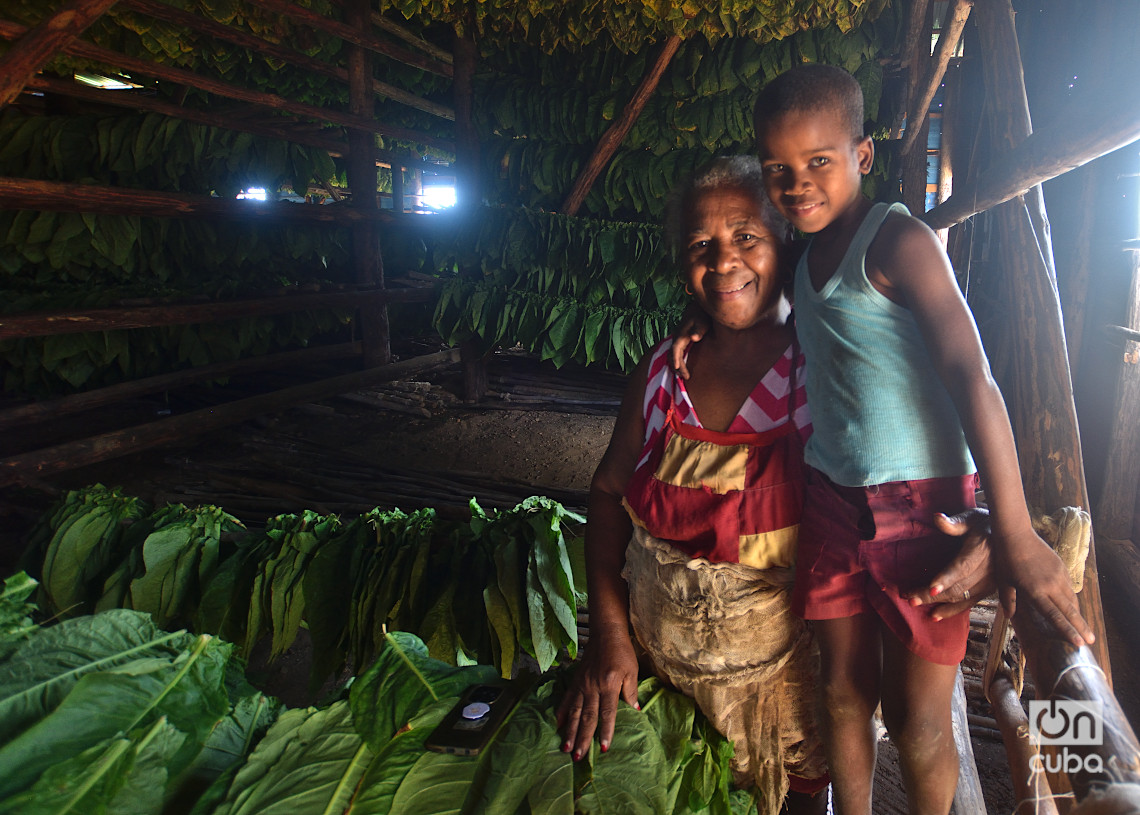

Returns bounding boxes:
[750,64,1093,814]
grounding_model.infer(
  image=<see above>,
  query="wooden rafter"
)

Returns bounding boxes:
[255,0,452,79]
[0,176,394,223]
[0,18,455,152]
[0,288,434,340]
[560,35,683,217]
[120,0,454,121]
[0,0,120,108]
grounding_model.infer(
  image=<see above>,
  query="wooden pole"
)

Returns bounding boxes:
[560,35,683,217]
[344,0,388,369]
[923,84,1140,231]
[0,0,120,108]
[989,673,1060,815]
[0,19,455,153]
[950,669,987,814]
[0,288,435,339]
[1014,605,1140,801]
[0,176,393,223]
[0,349,461,487]
[900,0,973,158]
[0,342,362,430]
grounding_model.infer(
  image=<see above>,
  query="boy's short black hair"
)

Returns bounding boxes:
[753,64,865,144]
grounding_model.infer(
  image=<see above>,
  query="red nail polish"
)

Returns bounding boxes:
[601,742,609,753]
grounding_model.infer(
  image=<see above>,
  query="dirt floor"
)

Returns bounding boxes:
[3,348,1138,814]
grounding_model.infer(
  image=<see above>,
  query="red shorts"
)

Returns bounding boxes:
[791,466,978,666]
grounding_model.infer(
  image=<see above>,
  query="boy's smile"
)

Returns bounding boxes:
[757,108,874,236]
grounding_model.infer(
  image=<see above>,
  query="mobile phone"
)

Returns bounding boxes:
[423,683,520,756]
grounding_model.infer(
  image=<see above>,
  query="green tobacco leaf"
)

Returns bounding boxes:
[527,512,578,658]
[0,717,184,815]
[575,705,670,815]
[0,572,39,660]
[0,609,192,747]
[524,552,561,672]
[0,613,229,799]
[349,631,496,752]
[303,514,370,691]
[211,701,372,815]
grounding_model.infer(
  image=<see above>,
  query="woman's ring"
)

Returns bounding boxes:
[963,588,971,601]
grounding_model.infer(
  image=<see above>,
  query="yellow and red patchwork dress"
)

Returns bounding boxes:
[621,336,828,812]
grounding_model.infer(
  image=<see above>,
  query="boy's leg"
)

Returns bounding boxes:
[878,632,960,815]
[814,614,882,815]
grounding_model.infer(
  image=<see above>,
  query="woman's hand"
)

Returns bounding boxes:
[905,508,996,620]
[555,632,640,759]
[998,526,1095,647]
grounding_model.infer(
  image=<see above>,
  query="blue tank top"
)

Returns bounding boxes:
[792,201,975,487]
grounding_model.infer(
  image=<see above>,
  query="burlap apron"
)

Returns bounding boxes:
[623,526,827,813]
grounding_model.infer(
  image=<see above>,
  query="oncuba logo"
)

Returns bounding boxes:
[1028,700,1105,774]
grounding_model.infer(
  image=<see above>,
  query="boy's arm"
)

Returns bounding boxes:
[872,214,1094,646]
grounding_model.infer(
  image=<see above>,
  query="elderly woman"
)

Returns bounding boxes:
[556,157,988,815]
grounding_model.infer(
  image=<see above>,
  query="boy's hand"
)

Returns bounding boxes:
[670,302,710,380]
[1000,527,1095,648]
[906,509,996,620]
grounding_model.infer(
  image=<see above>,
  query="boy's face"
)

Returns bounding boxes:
[756,108,874,235]
[682,184,784,332]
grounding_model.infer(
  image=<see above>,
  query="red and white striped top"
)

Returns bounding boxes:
[637,337,812,470]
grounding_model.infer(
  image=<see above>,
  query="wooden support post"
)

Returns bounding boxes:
[974,0,1109,673]
[345,0,389,368]
[561,35,683,217]
[900,1,934,215]
[391,164,404,214]
[1095,249,1140,539]
[0,349,461,487]
[0,0,120,108]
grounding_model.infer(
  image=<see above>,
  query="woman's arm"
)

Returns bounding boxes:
[556,355,652,758]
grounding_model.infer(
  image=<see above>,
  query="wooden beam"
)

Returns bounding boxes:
[120,0,454,121]
[0,176,395,223]
[0,342,362,430]
[27,75,349,155]
[453,28,479,213]
[370,10,453,66]
[1013,604,1140,801]
[560,35,683,217]
[989,674,1060,814]
[923,83,1140,230]
[0,19,455,153]
[950,669,987,815]
[253,0,452,79]
[899,0,933,215]
[0,288,437,340]
[0,348,462,487]
[0,0,119,108]
[900,0,973,157]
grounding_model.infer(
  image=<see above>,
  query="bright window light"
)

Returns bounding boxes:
[74,73,141,90]
[237,187,268,201]
[422,184,457,209]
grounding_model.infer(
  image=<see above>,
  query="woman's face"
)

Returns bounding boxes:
[683,184,784,332]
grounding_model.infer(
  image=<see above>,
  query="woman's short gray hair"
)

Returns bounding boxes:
[663,156,788,259]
